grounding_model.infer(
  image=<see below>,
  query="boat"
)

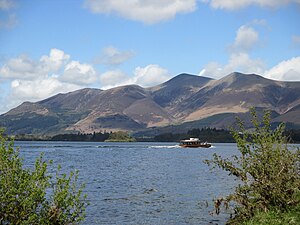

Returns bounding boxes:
[179,138,211,148]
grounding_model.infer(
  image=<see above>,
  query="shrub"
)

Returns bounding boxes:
[205,109,300,224]
[0,130,88,224]
[106,131,136,142]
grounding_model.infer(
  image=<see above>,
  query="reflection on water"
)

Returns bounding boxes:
[16,142,240,225]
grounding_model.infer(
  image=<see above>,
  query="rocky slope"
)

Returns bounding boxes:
[1,72,300,135]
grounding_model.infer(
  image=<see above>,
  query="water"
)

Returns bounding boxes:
[15,142,240,225]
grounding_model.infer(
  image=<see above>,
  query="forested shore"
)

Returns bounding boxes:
[6,128,300,143]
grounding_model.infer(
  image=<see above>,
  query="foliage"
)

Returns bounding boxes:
[51,131,110,142]
[284,129,300,143]
[152,128,234,142]
[205,109,300,224]
[188,128,235,142]
[106,131,136,142]
[153,132,188,142]
[242,203,300,225]
[0,113,59,135]
[0,130,88,225]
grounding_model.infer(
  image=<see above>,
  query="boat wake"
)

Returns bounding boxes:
[148,145,181,149]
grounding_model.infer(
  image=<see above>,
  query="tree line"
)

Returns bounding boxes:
[51,131,110,142]
[150,128,237,142]
[8,128,300,143]
[51,131,136,142]
[144,127,300,143]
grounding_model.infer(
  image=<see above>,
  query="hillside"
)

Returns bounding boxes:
[1,72,300,135]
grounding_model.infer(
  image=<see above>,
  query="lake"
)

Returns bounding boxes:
[15,142,240,225]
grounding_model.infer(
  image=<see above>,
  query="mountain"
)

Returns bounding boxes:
[149,73,213,108]
[175,72,300,122]
[1,72,300,135]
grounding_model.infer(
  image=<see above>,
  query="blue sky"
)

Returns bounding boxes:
[0,0,300,113]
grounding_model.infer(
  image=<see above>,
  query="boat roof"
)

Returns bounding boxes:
[180,138,200,142]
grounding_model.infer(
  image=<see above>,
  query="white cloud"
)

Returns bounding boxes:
[83,0,197,24]
[40,48,70,72]
[200,53,265,78]
[202,0,300,10]
[0,49,172,113]
[99,64,171,89]
[95,46,135,66]
[199,24,300,81]
[99,70,129,88]
[60,61,98,85]
[0,48,100,113]
[0,0,15,10]
[250,19,268,27]
[0,1,17,29]
[132,64,172,86]
[264,57,300,81]
[230,25,259,53]
[0,13,17,29]
[201,24,264,78]
[0,55,40,79]
[0,49,70,80]
[10,78,80,103]
[292,35,300,49]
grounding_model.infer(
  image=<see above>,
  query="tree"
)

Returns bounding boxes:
[106,131,136,142]
[205,109,300,224]
[0,130,88,224]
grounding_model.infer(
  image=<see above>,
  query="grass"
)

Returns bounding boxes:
[243,205,300,225]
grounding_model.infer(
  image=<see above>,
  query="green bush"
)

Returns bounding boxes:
[106,131,136,142]
[0,130,88,224]
[205,109,300,224]
[242,205,300,225]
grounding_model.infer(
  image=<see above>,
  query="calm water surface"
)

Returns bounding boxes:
[15,142,240,225]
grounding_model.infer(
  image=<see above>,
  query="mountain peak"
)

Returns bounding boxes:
[214,72,275,89]
[223,72,260,81]
[150,73,214,108]
[163,73,213,86]
[5,101,47,116]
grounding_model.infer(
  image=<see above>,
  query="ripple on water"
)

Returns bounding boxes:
[16,141,245,224]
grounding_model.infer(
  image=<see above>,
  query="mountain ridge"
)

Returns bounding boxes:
[1,72,300,135]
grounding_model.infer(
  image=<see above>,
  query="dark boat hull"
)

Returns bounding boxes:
[179,143,211,148]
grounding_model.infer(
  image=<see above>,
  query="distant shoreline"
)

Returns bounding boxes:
[6,127,300,143]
